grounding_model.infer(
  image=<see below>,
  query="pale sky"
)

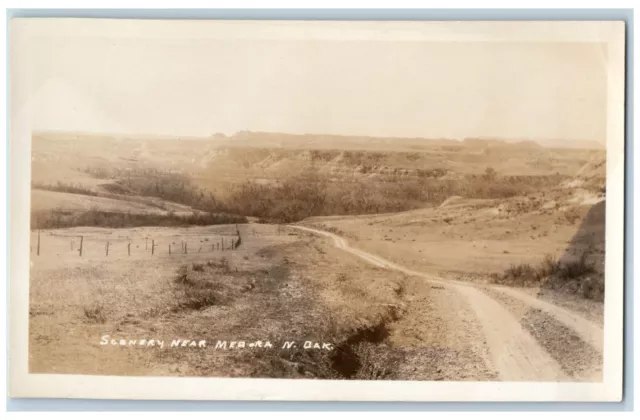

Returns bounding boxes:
[19,21,608,142]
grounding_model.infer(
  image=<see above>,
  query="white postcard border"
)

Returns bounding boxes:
[8,19,626,401]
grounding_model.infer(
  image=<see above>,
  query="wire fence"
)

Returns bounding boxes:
[30,225,248,258]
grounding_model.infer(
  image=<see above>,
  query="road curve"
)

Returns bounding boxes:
[290,224,602,381]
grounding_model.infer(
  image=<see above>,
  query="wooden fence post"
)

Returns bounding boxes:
[128,243,131,256]
[151,239,155,255]
[79,236,83,256]
[105,241,109,256]
[37,230,41,256]
[185,243,188,254]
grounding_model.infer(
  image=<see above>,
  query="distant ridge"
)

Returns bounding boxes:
[535,139,606,150]
[463,136,604,150]
[33,130,605,151]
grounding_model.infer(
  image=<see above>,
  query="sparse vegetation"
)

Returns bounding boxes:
[218,171,566,223]
[69,158,568,226]
[350,343,402,380]
[83,303,106,323]
[483,167,498,181]
[82,166,114,179]
[31,209,247,230]
[171,264,232,311]
[491,250,601,301]
[106,168,238,214]
[496,252,596,285]
[205,257,230,272]
[564,208,582,224]
[32,181,99,197]
[247,334,403,380]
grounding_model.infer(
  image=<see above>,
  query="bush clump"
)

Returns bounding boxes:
[491,250,602,301]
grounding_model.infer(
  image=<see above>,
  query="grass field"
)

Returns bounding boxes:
[29,223,411,378]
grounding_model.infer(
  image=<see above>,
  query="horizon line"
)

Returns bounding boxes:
[32,129,605,146]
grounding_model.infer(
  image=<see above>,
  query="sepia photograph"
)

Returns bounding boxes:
[8,18,626,401]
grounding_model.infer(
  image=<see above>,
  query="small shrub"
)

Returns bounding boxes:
[538,254,561,278]
[492,249,600,300]
[174,265,192,285]
[352,343,400,380]
[483,167,497,181]
[579,276,605,301]
[171,265,229,311]
[564,208,581,224]
[559,252,595,280]
[249,347,340,379]
[204,257,230,272]
[219,257,230,272]
[392,282,404,296]
[177,288,225,311]
[83,303,106,323]
[502,263,539,285]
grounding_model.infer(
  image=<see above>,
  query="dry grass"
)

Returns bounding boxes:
[33,181,99,196]
[350,343,404,380]
[29,224,412,378]
[30,189,168,214]
[83,302,107,324]
[563,208,582,225]
[31,209,247,230]
[28,225,274,375]
[70,162,571,225]
[491,250,602,301]
[219,171,567,223]
[171,263,235,311]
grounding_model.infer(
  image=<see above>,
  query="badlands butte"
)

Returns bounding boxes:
[29,131,606,381]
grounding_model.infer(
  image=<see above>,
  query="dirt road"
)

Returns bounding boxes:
[290,225,603,381]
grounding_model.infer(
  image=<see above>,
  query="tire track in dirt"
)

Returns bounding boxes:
[482,287,603,381]
[453,285,566,381]
[290,224,589,381]
[492,286,604,354]
[389,283,497,381]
